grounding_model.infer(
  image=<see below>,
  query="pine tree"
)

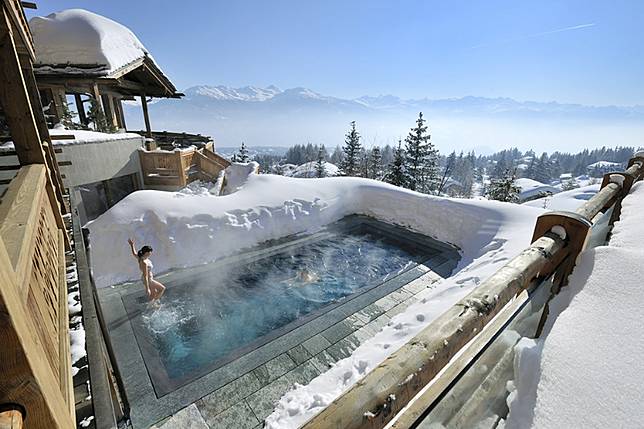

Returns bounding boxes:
[340,121,362,176]
[60,99,78,129]
[534,152,552,183]
[237,142,250,162]
[384,140,411,187]
[87,97,114,133]
[315,147,326,178]
[438,151,457,194]
[404,112,438,193]
[330,145,344,165]
[369,146,383,180]
[486,169,521,203]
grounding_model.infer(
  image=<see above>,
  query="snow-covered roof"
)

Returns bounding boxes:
[586,161,622,170]
[515,178,560,200]
[30,9,151,76]
[0,128,143,152]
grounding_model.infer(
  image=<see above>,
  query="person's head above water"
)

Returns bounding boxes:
[137,245,153,259]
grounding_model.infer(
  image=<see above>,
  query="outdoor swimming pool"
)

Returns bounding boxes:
[118,216,459,396]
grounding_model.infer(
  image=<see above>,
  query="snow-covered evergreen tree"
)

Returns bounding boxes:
[534,152,552,183]
[370,146,383,180]
[60,98,79,129]
[87,97,114,133]
[404,112,438,193]
[384,140,411,187]
[330,145,344,165]
[315,147,326,178]
[340,121,362,176]
[236,142,250,162]
[486,169,520,203]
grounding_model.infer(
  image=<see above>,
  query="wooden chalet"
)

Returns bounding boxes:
[30,9,182,137]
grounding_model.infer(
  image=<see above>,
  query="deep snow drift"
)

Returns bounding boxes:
[87,173,543,290]
[504,182,644,428]
[87,171,550,427]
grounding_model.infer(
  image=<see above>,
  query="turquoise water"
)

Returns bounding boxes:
[136,230,422,382]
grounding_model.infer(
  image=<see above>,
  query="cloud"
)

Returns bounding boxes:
[530,23,596,37]
[470,23,596,49]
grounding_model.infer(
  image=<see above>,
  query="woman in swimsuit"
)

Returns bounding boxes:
[128,238,166,303]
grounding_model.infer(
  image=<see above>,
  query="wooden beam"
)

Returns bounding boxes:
[115,97,126,129]
[74,93,87,125]
[18,54,66,208]
[0,7,46,165]
[105,94,119,129]
[49,134,75,141]
[21,2,37,9]
[140,93,152,138]
[0,406,24,429]
[2,0,35,60]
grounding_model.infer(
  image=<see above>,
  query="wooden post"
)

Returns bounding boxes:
[102,94,119,130]
[0,7,68,232]
[531,211,592,337]
[50,87,66,125]
[74,93,87,125]
[90,83,106,130]
[0,406,24,429]
[140,93,152,138]
[0,8,46,165]
[18,53,67,216]
[115,97,126,129]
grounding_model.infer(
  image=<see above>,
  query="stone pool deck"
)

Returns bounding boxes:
[148,267,449,428]
[97,217,460,428]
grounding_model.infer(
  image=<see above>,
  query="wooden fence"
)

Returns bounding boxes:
[0,165,74,428]
[302,152,644,429]
[138,145,230,189]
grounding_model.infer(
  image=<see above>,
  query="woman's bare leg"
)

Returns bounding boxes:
[150,280,166,300]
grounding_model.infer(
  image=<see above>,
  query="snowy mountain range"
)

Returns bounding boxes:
[124,85,644,153]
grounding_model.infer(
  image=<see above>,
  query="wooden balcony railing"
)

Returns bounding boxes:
[138,145,230,189]
[0,164,74,428]
[303,152,644,429]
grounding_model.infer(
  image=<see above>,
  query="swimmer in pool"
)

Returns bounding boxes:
[283,269,319,286]
[128,238,166,305]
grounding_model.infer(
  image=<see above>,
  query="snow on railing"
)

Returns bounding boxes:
[302,152,644,429]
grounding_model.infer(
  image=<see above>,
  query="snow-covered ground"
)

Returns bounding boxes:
[522,184,600,211]
[505,181,644,428]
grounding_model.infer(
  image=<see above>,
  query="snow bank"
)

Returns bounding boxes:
[30,9,152,74]
[222,162,259,194]
[87,173,543,290]
[505,181,644,428]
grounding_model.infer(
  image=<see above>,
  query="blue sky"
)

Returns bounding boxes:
[28,1,644,106]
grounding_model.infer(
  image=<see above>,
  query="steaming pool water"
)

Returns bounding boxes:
[120,216,458,395]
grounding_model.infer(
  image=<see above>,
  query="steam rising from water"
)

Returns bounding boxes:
[133,230,430,381]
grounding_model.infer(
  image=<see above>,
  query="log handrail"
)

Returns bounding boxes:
[303,152,644,429]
